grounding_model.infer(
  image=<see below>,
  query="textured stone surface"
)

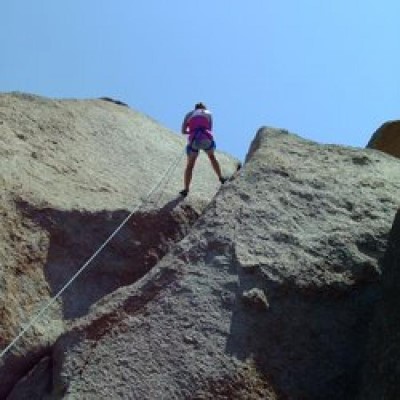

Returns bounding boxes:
[0,92,238,398]
[367,120,400,159]
[358,209,400,400]
[3,94,400,398]
[28,128,399,399]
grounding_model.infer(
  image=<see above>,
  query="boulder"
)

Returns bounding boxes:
[0,92,238,398]
[366,120,400,159]
[19,128,399,399]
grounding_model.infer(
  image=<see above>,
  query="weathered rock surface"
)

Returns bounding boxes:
[367,120,400,159]
[0,92,238,398]
[358,209,400,400]
[9,127,398,400]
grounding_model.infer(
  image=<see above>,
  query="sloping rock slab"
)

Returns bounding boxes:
[0,92,238,398]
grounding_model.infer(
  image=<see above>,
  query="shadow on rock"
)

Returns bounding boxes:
[16,196,195,320]
[225,259,381,400]
[357,209,400,400]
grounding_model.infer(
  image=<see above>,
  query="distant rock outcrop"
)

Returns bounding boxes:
[0,92,238,398]
[367,120,400,158]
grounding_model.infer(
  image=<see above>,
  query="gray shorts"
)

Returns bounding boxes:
[186,139,216,155]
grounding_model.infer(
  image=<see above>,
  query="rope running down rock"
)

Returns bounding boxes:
[0,149,186,361]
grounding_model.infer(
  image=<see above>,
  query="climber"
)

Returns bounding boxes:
[179,102,226,197]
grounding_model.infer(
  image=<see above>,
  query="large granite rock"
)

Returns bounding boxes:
[367,120,400,159]
[0,92,238,398]
[8,127,399,399]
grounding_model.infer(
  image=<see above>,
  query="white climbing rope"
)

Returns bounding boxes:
[0,149,186,360]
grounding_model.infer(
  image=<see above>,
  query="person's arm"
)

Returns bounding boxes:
[181,112,191,134]
[204,109,213,130]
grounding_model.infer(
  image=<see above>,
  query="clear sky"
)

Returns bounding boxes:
[1,1,399,161]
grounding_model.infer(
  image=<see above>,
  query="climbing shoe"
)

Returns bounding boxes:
[179,189,189,197]
[219,177,227,184]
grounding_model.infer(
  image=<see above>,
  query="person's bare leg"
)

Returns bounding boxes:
[207,150,223,180]
[184,153,198,191]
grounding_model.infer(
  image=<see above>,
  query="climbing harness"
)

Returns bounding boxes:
[186,126,215,155]
[0,149,186,361]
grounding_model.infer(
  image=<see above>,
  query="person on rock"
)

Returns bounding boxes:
[180,102,226,197]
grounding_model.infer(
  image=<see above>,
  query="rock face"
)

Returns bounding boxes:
[367,120,400,159]
[5,125,400,400]
[358,209,400,400]
[2,95,400,399]
[0,92,238,398]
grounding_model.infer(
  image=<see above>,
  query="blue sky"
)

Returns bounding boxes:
[1,1,399,161]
